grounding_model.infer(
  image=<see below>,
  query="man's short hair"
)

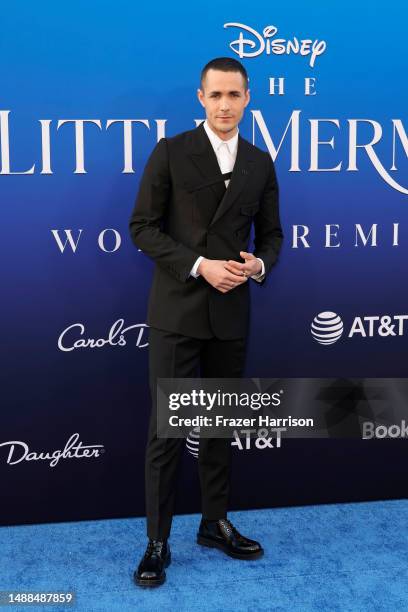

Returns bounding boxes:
[200,57,249,91]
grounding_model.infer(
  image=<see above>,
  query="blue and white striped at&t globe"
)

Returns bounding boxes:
[186,427,200,458]
[311,311,343,345]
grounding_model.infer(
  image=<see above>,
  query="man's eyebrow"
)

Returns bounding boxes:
[208,90,242,94]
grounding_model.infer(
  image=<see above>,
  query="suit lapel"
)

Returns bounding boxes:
[209,135,254,227]
[187,122,255,227]
[187,122,226,204]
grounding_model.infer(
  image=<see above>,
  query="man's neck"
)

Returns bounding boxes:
[205,120,238,141]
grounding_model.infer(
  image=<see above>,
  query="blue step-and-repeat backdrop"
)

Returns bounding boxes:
[1,2,407,525]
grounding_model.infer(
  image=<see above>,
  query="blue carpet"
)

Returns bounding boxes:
[1,500,407,611]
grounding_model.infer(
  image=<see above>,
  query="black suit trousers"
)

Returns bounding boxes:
[145,326,247,539]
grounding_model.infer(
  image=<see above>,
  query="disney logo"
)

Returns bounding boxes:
[57,319,149,352]
[0,433,104,468]
[224,22,327,67]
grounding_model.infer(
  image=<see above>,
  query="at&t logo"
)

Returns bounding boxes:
[311,312,344,345]
[311,311,408,345]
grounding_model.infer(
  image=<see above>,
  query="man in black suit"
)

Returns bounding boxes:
[129,57,283,587]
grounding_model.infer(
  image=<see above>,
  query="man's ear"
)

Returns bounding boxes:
[197,88,205,107]
[244,88,250,107]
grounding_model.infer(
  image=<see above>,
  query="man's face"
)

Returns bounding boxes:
[197,69,250,140]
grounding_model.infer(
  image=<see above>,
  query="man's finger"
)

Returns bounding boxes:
[226,261,254,275]
[218,283,233,292]
[223,268,247,281]
[240,251,255,260]
[225,259,245,269]
[219,274,246,288]
[224,262,246,275]
[228,270,248,281]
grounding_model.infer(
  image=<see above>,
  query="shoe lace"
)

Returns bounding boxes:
[220,518,243,540]
[146,539,166,557]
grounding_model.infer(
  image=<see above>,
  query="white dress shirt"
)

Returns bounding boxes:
[190,119,265,281]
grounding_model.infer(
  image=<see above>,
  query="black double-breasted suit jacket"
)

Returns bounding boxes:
[129,121,283,340]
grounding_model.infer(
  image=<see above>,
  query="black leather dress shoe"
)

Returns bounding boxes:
[134,539,171,587]
[197,518,264,560]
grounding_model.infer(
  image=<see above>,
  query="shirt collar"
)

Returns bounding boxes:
[203,119,239,156]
